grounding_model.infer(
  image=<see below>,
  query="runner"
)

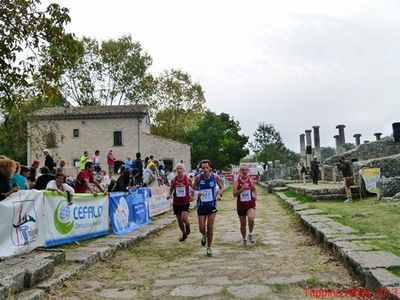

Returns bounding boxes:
[193,159,224,257]
[233,164,257,245]
[168,163,193,242]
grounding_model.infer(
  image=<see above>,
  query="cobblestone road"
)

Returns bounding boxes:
[47,186,358,299]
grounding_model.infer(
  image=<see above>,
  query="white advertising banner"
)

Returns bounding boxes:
[43,192,109,247]
[149,186,171,217]
[0,190,45,258]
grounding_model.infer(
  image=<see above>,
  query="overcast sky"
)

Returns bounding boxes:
[43,0,400,151]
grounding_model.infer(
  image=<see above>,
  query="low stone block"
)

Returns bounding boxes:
[297,209,325,215]
[332,241,374,258]
[14,288,45,300]
[0,266,26,295]
[37,264,85,292]
[365,268,400,291]
[66,250,99,266]
[23,259,55,287]
[344,251,400,282]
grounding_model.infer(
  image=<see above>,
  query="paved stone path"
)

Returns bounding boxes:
[47,186,358,299]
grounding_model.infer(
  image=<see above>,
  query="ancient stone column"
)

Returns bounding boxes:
[374,132,382,141]
[334,135,340,155]
[305,129,312,167]
[336,124,346,154]
[312,126,321,161]
[299,134,306,160]
[353,134,361,146]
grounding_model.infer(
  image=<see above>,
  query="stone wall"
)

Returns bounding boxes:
[324,138,400,165]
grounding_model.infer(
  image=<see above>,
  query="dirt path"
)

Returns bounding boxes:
[47,186,358,299]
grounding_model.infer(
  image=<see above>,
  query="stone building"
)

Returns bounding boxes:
[28,105,191,175]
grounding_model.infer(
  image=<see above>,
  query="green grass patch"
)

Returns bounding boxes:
[281,188,400,258]
[309,198,400,257]
[283,188,315,203]
[388,267,400,278]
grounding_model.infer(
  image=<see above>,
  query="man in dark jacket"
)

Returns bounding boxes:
[43,149,55,174]
[134,152,143,184]
[310,156,320,185]
[336,157,353,203]
[35,166,55,190]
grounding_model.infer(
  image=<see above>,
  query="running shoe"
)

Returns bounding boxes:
[179,234,187,242]
[201,234,207,246]
[186,224,191,236]
[243,238,247,246]
[206,247,213,257]
[344,198,352,203]
[248,233,255,243]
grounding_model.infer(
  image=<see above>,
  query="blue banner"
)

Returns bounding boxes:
[109,188,150,235]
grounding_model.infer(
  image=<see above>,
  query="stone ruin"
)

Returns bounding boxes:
[319,122,400,201]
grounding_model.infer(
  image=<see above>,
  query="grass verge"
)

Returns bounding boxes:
[284,188,315,203]
[282,189,400,259]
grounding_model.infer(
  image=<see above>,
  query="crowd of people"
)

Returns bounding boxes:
[0,150,259,258]
[0,149,184,205]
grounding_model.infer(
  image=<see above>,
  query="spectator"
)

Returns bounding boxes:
[35,166,55,190]
[0,158,19,200]
[131,169,141,187]
[112,170,131,192]
[92,150,101,169]
[74,162,106,195]
[297,159,307,185]
[107,149,116,177]
[336,157,354,203]
[11,163,30,190]
[28,159,40,187]
[56,159,67,175]
[158,159,165,171]
[143,161,159,188]
[80,150,90,170]
[310,156,320,185]
[124,156,133,170]
[43,149,55,174]
[134,152,143,183]
[144,156,150,168]
[46,173,74,205]
[167,168,177,185]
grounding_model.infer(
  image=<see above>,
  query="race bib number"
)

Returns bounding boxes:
[240,189,252,202]
[200,189,213,202]
[176,186,186,197]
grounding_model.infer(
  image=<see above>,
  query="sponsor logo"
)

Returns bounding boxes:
[12,200,38,246]
[114,196,129,231]
[54,200,74,235]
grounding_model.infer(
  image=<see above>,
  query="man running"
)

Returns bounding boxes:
[233,164,257,245]
[168,163,193,242]
[193,159,224,257]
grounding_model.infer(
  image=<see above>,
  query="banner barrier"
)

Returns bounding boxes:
[0,190,45,258]
[44,192,109,247]
[360,167,381,194]
[148,186,171,217]
[109,188,150,235]
[0,185,174,257]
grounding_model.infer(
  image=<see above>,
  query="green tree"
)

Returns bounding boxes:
[250,123,298,165]
[151,69,206,142]
[185,111,249,170]
[60,36,156,107]
[0,0,80,109]
[0,0,81,162]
